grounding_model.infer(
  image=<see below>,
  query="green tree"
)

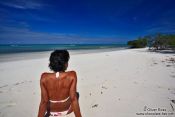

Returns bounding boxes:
[127,38,147,48]
[152,33,175,50]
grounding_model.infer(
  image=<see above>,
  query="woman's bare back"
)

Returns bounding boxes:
[41,71,75,112]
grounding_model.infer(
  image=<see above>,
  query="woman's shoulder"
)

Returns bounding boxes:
[66,70,77,74]
[40,72,51,81]
[66,70,77,79]
[40,72,51,77]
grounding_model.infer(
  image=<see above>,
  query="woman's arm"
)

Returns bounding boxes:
[38,73,48,117]
[69,71,82,117]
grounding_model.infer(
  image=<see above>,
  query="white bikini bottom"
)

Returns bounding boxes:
[49,111,68,117]
[49,106,71,117]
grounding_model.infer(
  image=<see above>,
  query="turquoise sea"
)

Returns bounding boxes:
[0,44,127,54]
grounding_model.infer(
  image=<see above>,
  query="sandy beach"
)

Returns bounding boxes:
[0,48,175,117]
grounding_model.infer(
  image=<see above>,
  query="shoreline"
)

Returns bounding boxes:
[0,47,127,63]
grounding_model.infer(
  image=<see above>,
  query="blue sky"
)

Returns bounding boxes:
[0,0,175,44]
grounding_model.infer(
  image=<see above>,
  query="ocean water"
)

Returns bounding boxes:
[0,44,127,54]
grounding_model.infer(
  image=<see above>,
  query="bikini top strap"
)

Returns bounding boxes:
[56,72,59,78]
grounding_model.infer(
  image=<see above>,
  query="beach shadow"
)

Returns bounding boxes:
[0,85,8,89]
[170,100,175,111]
[147,49,175,54]
[171,75,175,78]
[92,104,98,108]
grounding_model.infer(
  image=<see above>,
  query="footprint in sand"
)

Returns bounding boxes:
[6,103,16,107]
[0,101,17,109]
[171,100,175,104]
[92,104,98,108]
[157,86,163,89]
[170,100,175,111]
[102,86,107,89]
[170,75,175,78]
[170,89,175,95]
[28,80,32,83]
[166,65,171,67]
[0,85,8,89]
[13,81,25,86]
[14,82,20,85]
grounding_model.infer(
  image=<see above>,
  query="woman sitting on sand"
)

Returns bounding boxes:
[38,50,82,117]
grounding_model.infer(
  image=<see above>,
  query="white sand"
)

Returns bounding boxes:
[0,48,175,117]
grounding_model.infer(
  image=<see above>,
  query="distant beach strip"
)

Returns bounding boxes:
[0,44,128,54]
[0,44,128,62]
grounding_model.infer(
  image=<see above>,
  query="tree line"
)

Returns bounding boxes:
[127,33,175,50]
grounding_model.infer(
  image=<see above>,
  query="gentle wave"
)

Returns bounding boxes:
[0,44,127,54]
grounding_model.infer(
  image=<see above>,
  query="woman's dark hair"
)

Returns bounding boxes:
[49,50,70,72]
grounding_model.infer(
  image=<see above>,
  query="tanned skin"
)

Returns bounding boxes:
[38,63,82,117]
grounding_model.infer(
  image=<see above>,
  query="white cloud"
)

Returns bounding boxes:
[0,26,121,44]
[146,21,175,34]
[0,0,43,10]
